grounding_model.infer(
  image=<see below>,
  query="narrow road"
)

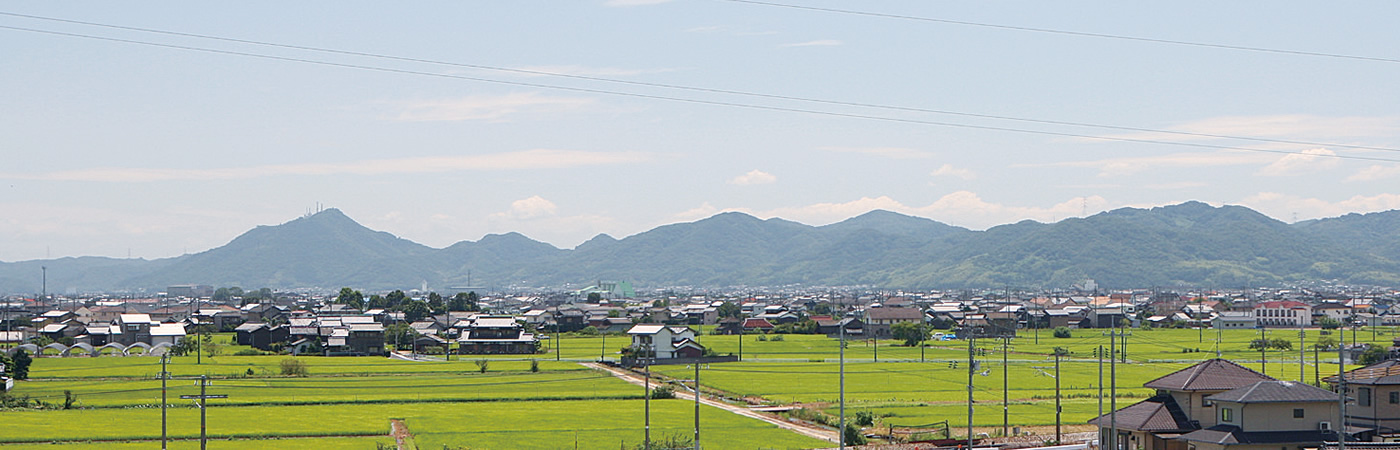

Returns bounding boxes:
[582,362,839,444]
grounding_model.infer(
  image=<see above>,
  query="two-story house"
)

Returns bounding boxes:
[1089,359,1274,450]
[1178,380,1338,450]
[627,324,702,359]
[457,316,538,355]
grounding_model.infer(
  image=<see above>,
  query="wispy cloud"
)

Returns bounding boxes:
[780,39,842,48]
[1242,192,1400,222]
[391,93,595,122]
[931,164,976,180]
[513,65,674,78]
[3,150,654,182]
[1029,151,1267,177]
[728,170,777,185]
[822,146,932,159]
[1257,148,1338,176]
[1348,164,1400,182]
[604,0,672,6]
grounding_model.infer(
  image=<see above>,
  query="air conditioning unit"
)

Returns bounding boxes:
[1319,421,1332,431]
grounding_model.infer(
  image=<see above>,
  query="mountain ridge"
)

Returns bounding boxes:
[3,203,1398,293]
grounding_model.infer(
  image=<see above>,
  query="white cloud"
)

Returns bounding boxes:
[1256,148,1338,176]
[494,196,558,220]
[1143,181,1208,190]
[2,150,654,182]
[1348,164,1400,182]
[672,202,720,221]
[780,39,842,48]
[822,146,932,159]
[392,93,595,122]
[931,164,976,180]
[604,0,672,6]
[728,170,777,185]
[513,65,674,78]
[1241,192,1400,222]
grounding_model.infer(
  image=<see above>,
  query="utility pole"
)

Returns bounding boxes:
[967,336,975,449]
[839,320,846,449]
[1002,337,1009,438]
[1097,345,1104,446]
[738,325,743,362]
[1259,327,1266,376]
[555,323,561,362]
[1055,351,1062,445]
[644,349,651,450]
[1108,325,1118,450]
[1300,323,1306,383]
[180,375,227,450]
[1339,344,1348,450]
[693,363,701,450]
[161,355,169,450]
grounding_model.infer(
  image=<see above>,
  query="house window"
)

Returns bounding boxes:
[1293,408,1304,418]
[1391,391,1399,404]
[1361,387,1373,406]
[1221,407,1233,422]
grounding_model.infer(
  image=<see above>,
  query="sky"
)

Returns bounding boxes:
[2,1,1399,262]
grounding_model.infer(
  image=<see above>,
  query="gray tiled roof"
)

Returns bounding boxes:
[1143,358,1274,392]
[1207,380,1338,403]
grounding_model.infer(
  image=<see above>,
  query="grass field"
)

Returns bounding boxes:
[4,326,1382,447]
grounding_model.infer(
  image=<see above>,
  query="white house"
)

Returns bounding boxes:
[626,324,702,359]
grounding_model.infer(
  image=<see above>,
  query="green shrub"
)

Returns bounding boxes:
[649,385,674,399]
[1052,327,1072,338]
[280,358,309,377]
[234,349,264,356]
[475,359,490,373]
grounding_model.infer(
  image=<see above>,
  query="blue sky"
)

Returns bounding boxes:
[2,1,1399,261]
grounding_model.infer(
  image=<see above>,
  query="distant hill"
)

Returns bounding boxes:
[1,203,1398,293]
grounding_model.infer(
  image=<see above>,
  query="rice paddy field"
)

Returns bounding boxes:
[2,326,1387,448]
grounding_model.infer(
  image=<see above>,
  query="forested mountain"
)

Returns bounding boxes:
[2,202,1398,293]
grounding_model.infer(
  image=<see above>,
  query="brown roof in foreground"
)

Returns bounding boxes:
[1142,358,1275,392]
[1087,394,1196,432]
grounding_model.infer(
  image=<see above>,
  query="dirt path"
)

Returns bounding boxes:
[582,362,839,444]
[391,418,415,450]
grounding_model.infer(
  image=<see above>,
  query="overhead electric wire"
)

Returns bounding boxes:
[719,0,1400,65]
[2,22,1398,165]
[2,10,1397,156]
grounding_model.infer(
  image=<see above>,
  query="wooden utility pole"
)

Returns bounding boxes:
[160,355,169,450]
[181,375,227,450]
[1055,351,1062,444]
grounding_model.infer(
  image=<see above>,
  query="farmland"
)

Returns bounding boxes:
[2,326,1385,448]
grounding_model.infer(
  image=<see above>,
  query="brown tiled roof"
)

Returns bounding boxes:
[1086,394,1196,432]
[1142,358,1275,391]
[1207,380,1338,403]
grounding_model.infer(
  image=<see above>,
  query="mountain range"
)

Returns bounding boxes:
[3,201,1399,294]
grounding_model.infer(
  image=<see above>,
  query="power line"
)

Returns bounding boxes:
[2,11,1398,156]
[718,0,1400,65]
[2,23,1399,165]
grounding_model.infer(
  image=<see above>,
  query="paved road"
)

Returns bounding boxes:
[582,362,839,444]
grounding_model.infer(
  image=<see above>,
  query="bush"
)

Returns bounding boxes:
[234,349,264,356]
[280,358,309,377]
[475,359,490,373]
[770,334,785,342]
[1052,327,1072,338]
[843,422,868,445]
[529,359,540,373]
[854,410,875,427]
[649,385,674,399]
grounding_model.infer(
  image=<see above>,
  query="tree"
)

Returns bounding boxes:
[1360,344,1388,366]
[385,290,408,309]
[890,321,928,346]
[1053,326,1072,338]
[280,358,309,377]
[201,333,219,359]
[717,301,742,319]
[586,292,603,303]
[1315,336,1339,350]
[336,288,365,310]
[400,300,431,323]
[10,349,31,380]
[385,323,414,350]
[170,336,199,356]
[427,292,444,314]
[450,292,478,312]
[1318,317,1342,330]
[811,302,833,316]
[367,294,388,310]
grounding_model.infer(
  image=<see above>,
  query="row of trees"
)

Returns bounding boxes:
[333,288,481,323]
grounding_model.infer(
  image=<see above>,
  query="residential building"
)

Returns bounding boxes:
[1254,301,1313,327]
